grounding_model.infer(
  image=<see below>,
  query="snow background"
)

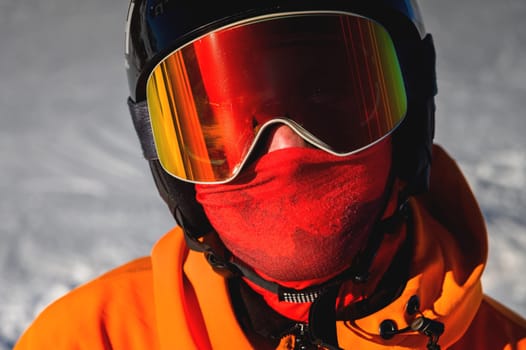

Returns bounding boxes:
[1,0,524,348]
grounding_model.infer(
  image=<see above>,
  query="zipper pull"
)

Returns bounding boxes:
[293,323,315,350]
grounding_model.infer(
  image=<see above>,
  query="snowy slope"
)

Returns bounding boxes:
[420,0,526,316]
[1,1,525,348]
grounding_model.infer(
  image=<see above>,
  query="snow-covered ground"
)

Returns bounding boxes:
[1,1,524,348]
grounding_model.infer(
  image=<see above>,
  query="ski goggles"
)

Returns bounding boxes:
[145,12,407,184]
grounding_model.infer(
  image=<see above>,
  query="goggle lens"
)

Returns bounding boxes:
[146,13,407,183]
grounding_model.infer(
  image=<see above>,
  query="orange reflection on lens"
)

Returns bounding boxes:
[148,51,219,182]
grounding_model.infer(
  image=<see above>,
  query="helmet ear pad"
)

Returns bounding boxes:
[149,160,213,236]
[392,96,436,196]
[392,33,437,196]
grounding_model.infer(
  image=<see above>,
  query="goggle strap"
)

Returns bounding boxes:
[127,98,158,161]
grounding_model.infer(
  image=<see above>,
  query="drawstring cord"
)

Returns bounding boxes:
[379,295,444,349]
[411,316,444,350]
[380,315,444,349]
[284,313,444,350]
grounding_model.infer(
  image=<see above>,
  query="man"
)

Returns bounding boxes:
[15,0,526,349]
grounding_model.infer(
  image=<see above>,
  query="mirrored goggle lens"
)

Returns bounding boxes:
[146,12,407,183]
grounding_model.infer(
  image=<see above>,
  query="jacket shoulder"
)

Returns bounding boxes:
[15,257,159,350]
[450,295,526,349]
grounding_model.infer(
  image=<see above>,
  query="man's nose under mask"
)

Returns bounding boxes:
[195,138,392,282]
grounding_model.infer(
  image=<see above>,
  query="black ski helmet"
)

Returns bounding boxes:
[125,0,437,238]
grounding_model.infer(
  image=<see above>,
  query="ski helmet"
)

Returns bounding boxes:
[125,0,437,238]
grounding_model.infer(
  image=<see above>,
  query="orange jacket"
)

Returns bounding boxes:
[15,145,526,349]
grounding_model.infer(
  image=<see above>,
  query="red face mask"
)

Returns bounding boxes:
[195,137,393,283]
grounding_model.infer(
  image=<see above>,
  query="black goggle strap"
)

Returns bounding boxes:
[128,98,158,161]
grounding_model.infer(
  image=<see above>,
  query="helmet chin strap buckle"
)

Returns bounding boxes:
[279,289,324,304]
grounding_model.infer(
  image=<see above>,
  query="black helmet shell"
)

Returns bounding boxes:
[125,0,427,102]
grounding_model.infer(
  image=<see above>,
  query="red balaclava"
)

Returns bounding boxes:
[195,136,394,320]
